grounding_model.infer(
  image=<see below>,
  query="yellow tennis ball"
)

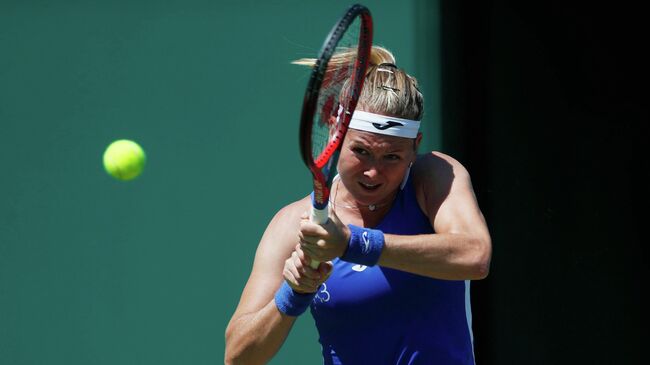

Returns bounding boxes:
[103,139,146,181]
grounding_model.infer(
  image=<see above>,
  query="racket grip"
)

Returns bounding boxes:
[309,204,329,269]
[310,205,329,225]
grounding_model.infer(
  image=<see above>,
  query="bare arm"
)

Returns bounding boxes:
[299,152,491,280]
[225,201,307,365]
[379,232,490,280]
[378,152,492,279]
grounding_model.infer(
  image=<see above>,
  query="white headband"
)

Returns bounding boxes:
[348,110,421,138]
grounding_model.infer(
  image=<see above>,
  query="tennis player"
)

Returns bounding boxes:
[225,46,492,365]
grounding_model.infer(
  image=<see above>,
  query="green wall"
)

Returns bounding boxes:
[1,1,439,363]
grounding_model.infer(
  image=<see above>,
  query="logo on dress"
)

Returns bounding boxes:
[352,264,368,272]
[314,283,330,303]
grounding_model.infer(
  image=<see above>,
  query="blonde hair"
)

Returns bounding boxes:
[293,46,424,121]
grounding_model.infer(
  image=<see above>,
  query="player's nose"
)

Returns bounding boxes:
[363,165,379,179]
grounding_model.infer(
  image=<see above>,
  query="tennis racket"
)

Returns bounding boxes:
[298,4,373,269]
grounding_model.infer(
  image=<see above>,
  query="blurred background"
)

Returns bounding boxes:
[1,1,645,364]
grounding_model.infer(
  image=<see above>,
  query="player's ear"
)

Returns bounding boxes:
[413,132,423,151]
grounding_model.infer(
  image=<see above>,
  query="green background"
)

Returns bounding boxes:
[3,1,647,364]
[1,1,439,364]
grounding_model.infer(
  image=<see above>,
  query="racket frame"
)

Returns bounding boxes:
[298,4,373,267]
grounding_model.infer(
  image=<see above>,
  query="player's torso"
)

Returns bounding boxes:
[309,179,475,365]
[310,260,474,365]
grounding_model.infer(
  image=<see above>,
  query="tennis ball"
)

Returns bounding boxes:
[103,139,146,181]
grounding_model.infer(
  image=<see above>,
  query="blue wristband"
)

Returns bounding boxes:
[274,281,316,317]
[341,224,385,266]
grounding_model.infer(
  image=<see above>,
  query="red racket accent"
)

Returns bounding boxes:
[299,5,373,210]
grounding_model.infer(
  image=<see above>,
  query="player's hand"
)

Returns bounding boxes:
[299,209,350,263]
[283,244,333,294]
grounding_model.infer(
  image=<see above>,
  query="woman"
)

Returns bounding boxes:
[225,46,491,365]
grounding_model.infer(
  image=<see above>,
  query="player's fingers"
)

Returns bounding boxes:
[291,272,318,291]
[295,246,317,274]
[317,261,332,279]
[288,251,321,286]
[289,250,303,272]
[299,234,323,247]
[319,261,334,276]
[302,244,329,263]
[286,261,309,287]
[299,230,330,252]
[295,246,322,280]
[284,274,316,294]
[299,220,329,237]
[294,244,307,262]
[283,262,299,285]
[297,230,318,246]
[299,243,319,260]
[304,238,330,250]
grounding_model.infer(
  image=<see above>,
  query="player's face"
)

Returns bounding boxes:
[337,129,421,205]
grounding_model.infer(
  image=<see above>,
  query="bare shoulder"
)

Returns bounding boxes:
[257,196,312,258]
[413,151,470,181]
[230,196,311,317]
[411,151,474,219]
[412,151,471,195]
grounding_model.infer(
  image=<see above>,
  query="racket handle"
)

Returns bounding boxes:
[309,204,329,269]
[310,204,329,224]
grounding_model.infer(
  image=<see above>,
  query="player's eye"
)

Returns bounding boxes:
[352,147,369,156]
[384,154,402,161]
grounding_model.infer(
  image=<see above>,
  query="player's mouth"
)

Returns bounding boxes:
[358,181,381,191]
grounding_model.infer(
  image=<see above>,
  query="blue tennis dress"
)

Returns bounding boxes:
[309,179,475,365]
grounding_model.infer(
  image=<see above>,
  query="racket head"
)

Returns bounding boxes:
[299,4,373,211]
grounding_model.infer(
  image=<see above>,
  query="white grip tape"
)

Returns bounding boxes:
[310,205,329,224]
[309,205,329,269]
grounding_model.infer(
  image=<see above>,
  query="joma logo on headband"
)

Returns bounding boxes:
[372,121,404,130]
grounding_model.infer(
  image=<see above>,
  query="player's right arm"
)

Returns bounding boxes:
[225,199,323,365]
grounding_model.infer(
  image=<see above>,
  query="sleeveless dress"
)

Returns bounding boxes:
[309,178,475,365]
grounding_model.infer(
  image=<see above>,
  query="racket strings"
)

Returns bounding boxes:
[303,12,370,175]
[311,50,359,164]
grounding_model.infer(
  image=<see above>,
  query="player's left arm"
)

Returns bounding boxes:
[378,152,492,280]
